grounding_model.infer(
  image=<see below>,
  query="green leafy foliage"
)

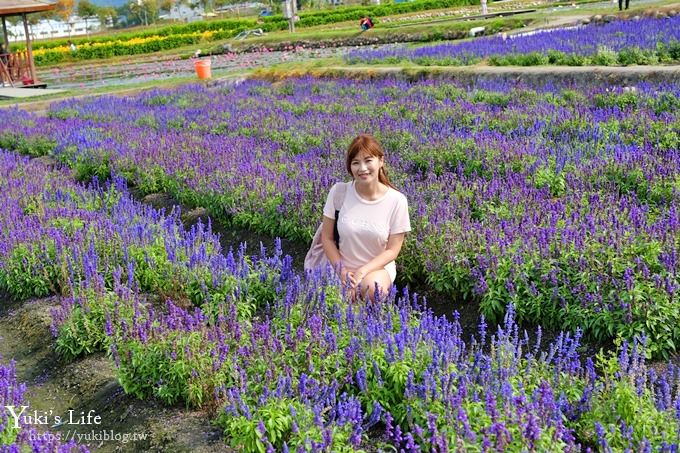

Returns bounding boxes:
[575,350,679,448]
[0,243,61,299]
[481,44,680,68]
[55,289,135,359]
[0,131,57,157]
[218,399,360,452]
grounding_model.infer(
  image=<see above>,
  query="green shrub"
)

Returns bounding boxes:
[667,39,680,60]
[575,350,680,446]
[594,91,640,110]
[55,289,128,359]
[547,49,567,64]
[116,332,206,405]
[0,131,56,157]
[617,47,659,65]
[591,45,618,65]
[218,399,359,453]
[0,243,61,299]
[472,89,511,107]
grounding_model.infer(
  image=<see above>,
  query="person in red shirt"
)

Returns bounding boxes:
[360,17,374,31]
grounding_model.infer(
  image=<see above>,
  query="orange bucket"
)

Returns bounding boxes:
[194,59,212,79]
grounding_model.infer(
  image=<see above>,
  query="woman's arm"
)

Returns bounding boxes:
[352,232,406,283]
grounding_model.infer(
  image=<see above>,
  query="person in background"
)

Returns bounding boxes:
[618,0,629,9]
[481,0,488,15]
[360,17,374,31]
[320,134,411,302]
[67,40,77,52]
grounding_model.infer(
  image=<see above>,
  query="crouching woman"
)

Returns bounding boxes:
[321,134,411,301]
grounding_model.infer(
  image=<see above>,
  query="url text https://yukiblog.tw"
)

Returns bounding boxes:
[29,430,150,445]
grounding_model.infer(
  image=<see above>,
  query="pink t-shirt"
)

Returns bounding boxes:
[323,181,411,281]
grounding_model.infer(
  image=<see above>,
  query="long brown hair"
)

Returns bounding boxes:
[345,134,395,189]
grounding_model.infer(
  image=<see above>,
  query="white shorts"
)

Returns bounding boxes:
[387,266,396,283]
[359,265,395,284]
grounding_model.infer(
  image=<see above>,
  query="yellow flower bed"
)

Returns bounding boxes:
[33,31,213,60]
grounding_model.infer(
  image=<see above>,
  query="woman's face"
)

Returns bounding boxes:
[350,150,384,184]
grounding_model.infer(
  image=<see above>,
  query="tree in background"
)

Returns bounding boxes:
[77,0,99,34]
[24,13,43,40]
[159,0,173,11]
[97,6,118,28]
[127,0,161,26]
[54,0,76,22]
[199,0,214,14]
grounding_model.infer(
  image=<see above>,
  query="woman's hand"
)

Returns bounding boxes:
[349,267,368,287]
[355,267,368,283]
[340,268,353,286]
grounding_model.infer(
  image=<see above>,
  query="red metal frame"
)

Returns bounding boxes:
[0,50,30,86]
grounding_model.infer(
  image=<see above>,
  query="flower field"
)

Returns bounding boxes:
[1,149,680,451]
[0,77,678,357]
[32,30,226,66]
[23,0,479,66]
[347,15,680,66]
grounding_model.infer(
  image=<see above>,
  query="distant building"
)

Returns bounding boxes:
[214,2,266,16]
[7,15,103,41]
[159,2,205,22]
